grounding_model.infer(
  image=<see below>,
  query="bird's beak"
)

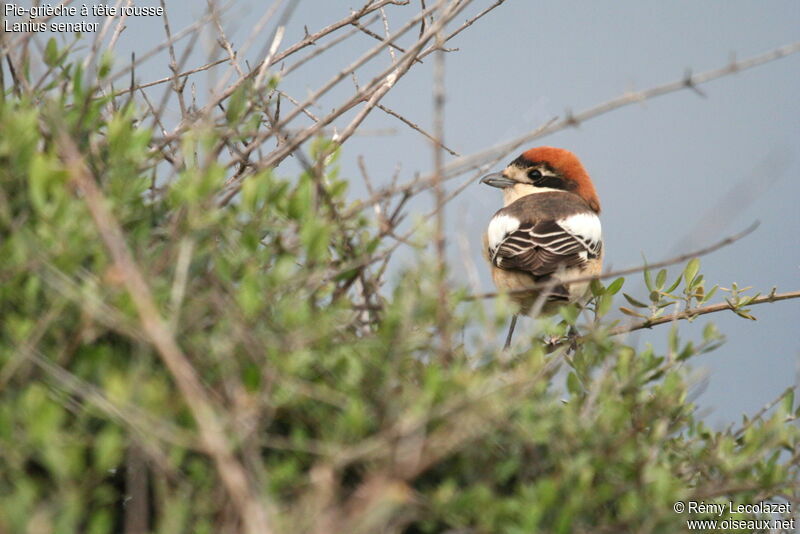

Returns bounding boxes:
[480,172,516,189]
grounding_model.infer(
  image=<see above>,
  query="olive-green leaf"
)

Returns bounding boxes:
[684,258,700,286]
[619,306,649,319]
[623,293,648,308]
[45,38,59,67]
[656,269,667,290]
[606,277,624,295]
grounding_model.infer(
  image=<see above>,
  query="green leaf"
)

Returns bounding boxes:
[655,269,667,290]
[242,364,261,391]
[702,322,719,342]
[623,293,648,308]
[668,325,679,354]
[740,293,761,306]
[684,258,700,286]
[678,341,695,361]
[643,267,654,291]
[782,390,795,414]
[301,220,331,262]
[694,285,705,301]
[98,50,113,78]
[606,277,624,295]
[566,372,581,395]
[560,304,579,325]
[596,294,613,317]
[589,279,605,297]
[619,307,649,319]
[666,273,683,293]
[226,84,248,123]
[45,37,59,67]
[94,427,123,471]
[703,285,719,303]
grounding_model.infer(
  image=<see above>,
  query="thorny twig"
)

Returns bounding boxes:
[360,41,800,207]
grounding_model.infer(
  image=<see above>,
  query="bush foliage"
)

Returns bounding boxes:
[1,27,798,534]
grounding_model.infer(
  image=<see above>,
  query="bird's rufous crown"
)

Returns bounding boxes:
[520,146,600,213]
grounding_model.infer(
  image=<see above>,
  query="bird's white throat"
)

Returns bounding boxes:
[502,184,563,206]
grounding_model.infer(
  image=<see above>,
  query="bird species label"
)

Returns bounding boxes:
[3,3,164,33]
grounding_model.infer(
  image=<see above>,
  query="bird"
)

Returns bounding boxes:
[481,146,603,349]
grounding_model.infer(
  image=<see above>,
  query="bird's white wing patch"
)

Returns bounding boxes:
[557,212,602,256]
[487,214,521,251]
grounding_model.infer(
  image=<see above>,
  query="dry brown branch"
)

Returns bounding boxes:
[332,0,467,146]
[275,89,321,122]
[365,41,800,206]
[417,0,507,60]
[281,21,370,76]
[609,290,800,337]
[83,0,122,74]
[108,1,473,213]
[462,41,800,177]
[204,0,407,117]
[114,4,391,98]
[269,0,410,67]
[107,0,133,53]
[113,57,229,96]
[432,24,450,359]
[377,103,460,156]
[56,132,272,534]
[124,445,149,534]
[269,2,447,135]
[160,0,188,119]
[352,19,417,61]
[102,9,219,87]
[218,0,470,205]
[209,1,245,79]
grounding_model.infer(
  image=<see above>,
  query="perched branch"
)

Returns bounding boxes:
[608,290,800,337]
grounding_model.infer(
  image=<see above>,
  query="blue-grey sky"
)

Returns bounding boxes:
[22,1,800,424]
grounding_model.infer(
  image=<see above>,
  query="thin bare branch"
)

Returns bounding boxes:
[432,17,450,359]
[418,0,506,60]
[113,57,229,96]
[333,1,473,148]
[270,0,409,67]
[282,20,370,76]
[377,103,460,156]
[218,0,469,206]
[367,41,800,206]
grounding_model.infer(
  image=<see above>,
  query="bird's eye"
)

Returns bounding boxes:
[527,169,542,180]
